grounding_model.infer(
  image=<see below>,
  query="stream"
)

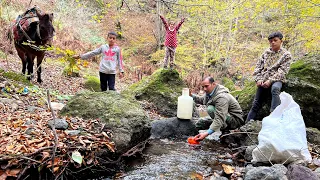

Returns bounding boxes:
[116,138,245,180]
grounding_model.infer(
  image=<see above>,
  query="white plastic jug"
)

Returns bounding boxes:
[177,88,193,119]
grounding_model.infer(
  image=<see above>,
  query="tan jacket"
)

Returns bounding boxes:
[193,84,244,131]
[254,47,292,83]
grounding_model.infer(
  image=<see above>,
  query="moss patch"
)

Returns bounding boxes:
[84,76,100,92]
[122,68,186,116]
[0,69,32,85]
[231,80,257,113]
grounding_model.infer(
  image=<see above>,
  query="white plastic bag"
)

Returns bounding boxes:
[252,92,312,164]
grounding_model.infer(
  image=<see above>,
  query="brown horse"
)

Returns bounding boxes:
[9,11,55,83]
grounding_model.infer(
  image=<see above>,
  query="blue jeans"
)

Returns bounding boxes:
[246,81,282,121]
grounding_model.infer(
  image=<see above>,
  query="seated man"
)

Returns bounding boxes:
[192,77,244,141]
[246,32,292,122]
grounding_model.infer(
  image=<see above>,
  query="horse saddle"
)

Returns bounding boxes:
[12,5,42,42]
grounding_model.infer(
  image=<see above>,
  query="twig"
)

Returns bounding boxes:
[47,90,59,178]
[220,131,259,138]
[20,156,41,163]
[28,0,32,8]
[17,164,29,180]
[0,146,53,162]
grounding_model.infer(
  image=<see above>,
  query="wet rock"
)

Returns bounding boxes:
[219,159,233,165]
[287,164,318,180]
[65,130,81,136]
[245,145,256,162]
[306,128,320,145]
[244,164,288,180]
[221,120,261,148]
[48,119,68,130]
[151,117,198,138]
[60,91,151,154]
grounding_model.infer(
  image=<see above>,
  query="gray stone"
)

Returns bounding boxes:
[27,106,44,112]
[307,128,320,145]
[60,91,151,154]
[150,117,198,139]
[287,164,319,180]
[25,128,35,135]
[210,176,228,180]
[65,130,81,136]
[24,119,37,125]
[245,145,256,162]
[314,167,320,179]
[244,164,288,180]
[48,119,69,130]
[194,116,213,130]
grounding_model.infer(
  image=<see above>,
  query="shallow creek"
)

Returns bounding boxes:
[117,138,243,180]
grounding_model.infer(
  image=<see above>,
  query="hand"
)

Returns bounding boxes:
[73,55,81,59]
[119,72,124,79]
[194,132,209,141]
[256,80,263,87]
[262,80,271,88]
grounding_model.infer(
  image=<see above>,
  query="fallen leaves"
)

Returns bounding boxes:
[222,164,235,174]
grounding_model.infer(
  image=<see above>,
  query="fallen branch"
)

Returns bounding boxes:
[47,89,59,176]
[220,131,259,138]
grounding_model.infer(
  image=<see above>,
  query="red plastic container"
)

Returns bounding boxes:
[187,137,200,145]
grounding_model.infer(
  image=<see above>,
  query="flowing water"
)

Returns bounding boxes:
[118,138,241,180]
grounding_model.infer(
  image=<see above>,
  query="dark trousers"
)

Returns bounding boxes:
[99,72,115,91]
[246,82,282,121]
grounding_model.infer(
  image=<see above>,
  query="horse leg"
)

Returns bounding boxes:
[36,54,44,83]
[26,54,35,81]
[16,46,27,75]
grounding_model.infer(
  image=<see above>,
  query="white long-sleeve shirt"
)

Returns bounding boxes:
[81,44,124,74]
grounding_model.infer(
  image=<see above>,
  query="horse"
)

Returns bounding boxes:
[8,8,55,83]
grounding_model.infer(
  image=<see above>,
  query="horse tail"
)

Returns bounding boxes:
[7,23,13,44]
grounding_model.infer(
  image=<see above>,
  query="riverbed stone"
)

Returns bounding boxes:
[244,164,288,180]
[287,164,319,180]
[150,117,198,138]
[245,145,256,162]
[306,128,320,145]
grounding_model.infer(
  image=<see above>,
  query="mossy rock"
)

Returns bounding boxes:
[60,91,151,154]
[283,54,320,129]
[122,68,186,117]
[84,76,100,92]
[222,77,236,91]
[0,69,32,85]
[231,81,257,119]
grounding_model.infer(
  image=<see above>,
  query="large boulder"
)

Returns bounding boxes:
[60,91,151,154]
[122,69,186,117]
[233,54,320,129]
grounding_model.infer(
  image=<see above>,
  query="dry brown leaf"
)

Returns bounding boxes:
[5,169,20,177]
[190,172,203,180]
[102,132,110,139]
[83,139,92,144]
[0,173,7,180]
[222,164,235,174]
[104,142,115,152]
[53,167,59,173]
[6,144,15,151]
